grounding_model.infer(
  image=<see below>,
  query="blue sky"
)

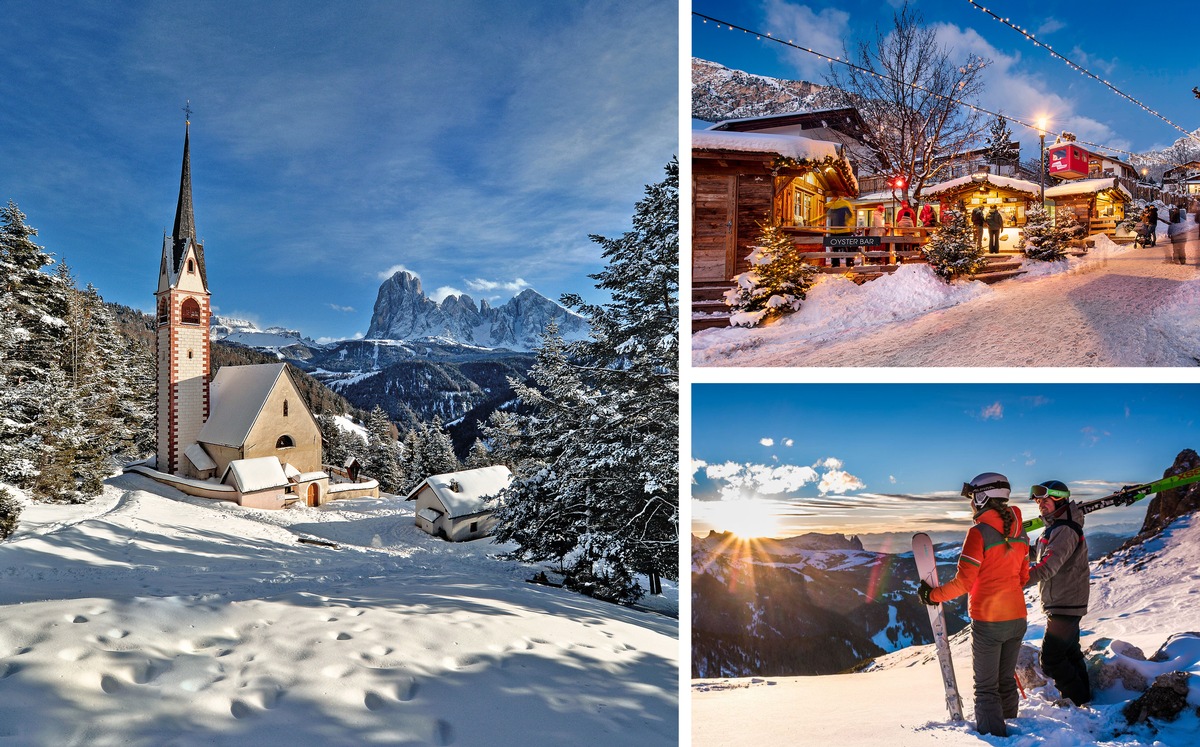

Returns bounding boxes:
[692,385,1200,542]
[0,1,677,342]
[692,0,1200,161]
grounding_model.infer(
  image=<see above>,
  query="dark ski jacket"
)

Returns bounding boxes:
[985,208,1003,230]
[1029,500,1089,617]
[971,207,985,226]
[929,505,1030,622]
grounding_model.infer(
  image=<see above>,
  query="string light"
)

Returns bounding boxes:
[965,0,1200,148]
[693,11,1191,170]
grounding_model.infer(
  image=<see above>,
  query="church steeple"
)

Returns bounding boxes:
[173,120,196,244]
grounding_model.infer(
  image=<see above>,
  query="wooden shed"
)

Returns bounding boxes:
[692,129,858,285]
[1045,177,1132,237]
[923,173,1042,252]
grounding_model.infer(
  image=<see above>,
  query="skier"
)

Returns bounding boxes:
[918,472,1029,737]
[985,206,1004,254]
[1027,480,1093,707]
[971,206,985,250]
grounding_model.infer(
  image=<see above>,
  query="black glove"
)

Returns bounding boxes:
[917,580,937,606]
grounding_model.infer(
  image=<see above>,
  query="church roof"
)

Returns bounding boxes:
[198,363,291,448]
[221,457,289,494]
[404,465,511,519]
[184,443,216,472]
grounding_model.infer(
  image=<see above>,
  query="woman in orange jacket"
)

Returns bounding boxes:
[918,472,1030,737]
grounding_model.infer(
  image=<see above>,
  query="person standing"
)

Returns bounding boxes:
[971,206,985,250]
[985,206,1004,254]
[868,204,887,237]
[825,196,855,267]
[1028,480,1093,707]
[919,472,1030,737]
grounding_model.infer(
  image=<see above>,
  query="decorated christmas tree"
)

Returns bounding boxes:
[922,208,986,280]
[1020,204,1068,262]
[724,220,818,327]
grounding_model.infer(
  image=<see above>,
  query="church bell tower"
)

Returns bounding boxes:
[155,114,212,475]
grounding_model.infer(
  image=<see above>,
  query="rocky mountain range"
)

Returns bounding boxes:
[692,57,839,123]
[365,271,589,352]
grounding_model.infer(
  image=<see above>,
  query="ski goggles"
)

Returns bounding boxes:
[1029,485,1070,500]
[961,479,1009,499]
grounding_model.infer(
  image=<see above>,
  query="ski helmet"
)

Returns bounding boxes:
[1030,480,1070,502]
[961,472,1011,508]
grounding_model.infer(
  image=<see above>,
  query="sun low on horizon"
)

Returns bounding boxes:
[694,496,784,540]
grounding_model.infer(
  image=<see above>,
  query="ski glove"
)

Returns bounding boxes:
[917,580,937,606]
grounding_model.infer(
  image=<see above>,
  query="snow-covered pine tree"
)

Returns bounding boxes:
[986,116,1019,172]
[365,406,403,494]
[423,417,460,477]
[1020,204,1068,262]
[317,413,349,469]
[464,438,491,469]
[923,208,987,280]
[0,486,20,541]
[724,219,817,327]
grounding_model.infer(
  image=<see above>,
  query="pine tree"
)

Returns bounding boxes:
[923,209,987,280]
[0,486,20,541]
[423,417,460,477]
[986,116,1019,172]
[364,406,403,494]
[464,438,491,469]
[724,219,817,327]
[1020,204,1069,262]
[317,413,349,468]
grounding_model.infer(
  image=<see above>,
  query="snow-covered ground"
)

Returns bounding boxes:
[0,475,678,746]
[694,217,1200,367]
[693,515,1200,746]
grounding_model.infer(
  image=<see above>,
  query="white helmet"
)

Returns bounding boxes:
[961,472,1011,508]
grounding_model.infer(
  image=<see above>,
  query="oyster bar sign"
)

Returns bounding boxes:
[823,235,883,248]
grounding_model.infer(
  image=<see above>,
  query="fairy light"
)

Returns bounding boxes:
[693,12,1192,170]
[965,0,1200,147]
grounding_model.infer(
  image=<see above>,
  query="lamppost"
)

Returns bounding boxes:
[1038,116,1048,206]
[890,177,906,237]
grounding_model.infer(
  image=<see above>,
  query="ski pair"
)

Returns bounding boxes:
[912,532,965,722]
[1021,463,1200,533]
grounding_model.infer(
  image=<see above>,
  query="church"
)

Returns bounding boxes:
[135,118,378,509]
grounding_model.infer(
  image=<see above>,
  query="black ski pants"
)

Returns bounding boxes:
[971,618,1027,737]
[1042,614,1092,706]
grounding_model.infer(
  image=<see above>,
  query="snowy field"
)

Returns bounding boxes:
[0,474,678,746]
[694,218,1200,367]
[693,515,1200,746]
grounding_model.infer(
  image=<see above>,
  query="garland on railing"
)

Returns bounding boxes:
[771,154,859,196]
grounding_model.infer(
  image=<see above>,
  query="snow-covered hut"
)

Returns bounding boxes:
[220,457,291,510]
[405,465,512,542]
[692,129,859,286]
[923,173,1042,252]
[1045,177,1132,238]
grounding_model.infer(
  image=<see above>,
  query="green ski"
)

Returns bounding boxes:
[1022,464,1200,533]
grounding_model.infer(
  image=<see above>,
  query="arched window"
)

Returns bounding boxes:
[187,259,195,273]
[180,297,201,325]
[283,400,289,417]
[156,297,168,325]
[276,435,295,449]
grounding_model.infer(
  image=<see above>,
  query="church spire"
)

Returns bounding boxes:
[172,116,196,243]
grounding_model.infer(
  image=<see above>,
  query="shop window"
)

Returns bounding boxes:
[180,298,201,325]
[276,435,295,449]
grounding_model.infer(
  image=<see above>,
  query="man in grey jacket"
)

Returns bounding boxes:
[1028,480,1093,706]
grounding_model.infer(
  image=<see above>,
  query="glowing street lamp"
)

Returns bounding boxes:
[1037,116,1048,205]
[890,177,906,237]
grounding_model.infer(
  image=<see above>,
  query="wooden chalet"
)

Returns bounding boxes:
[1163,161,1200,196]
[692,130,858,329]
[704,107,871,155]
[1045,177,1132,238]
[923,173,1042,253]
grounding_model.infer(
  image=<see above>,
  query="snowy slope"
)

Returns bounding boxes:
[694,219,1200,367]
[693,516,1200,746]
[0,476,677,746]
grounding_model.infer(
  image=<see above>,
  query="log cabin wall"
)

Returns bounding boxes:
[693,174,737,283]
[733,175,774,277]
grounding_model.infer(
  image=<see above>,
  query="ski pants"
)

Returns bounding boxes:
[971,618,1027,737]
[1042,615,1092,706]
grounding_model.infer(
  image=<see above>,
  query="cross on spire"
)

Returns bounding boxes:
[182,99,193,123]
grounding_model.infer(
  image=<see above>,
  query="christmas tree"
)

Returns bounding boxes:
[724,220,818,327]
[922,208,986,280]
[1020,204,1068,262]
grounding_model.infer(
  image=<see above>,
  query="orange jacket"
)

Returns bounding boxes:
[929,506,1030,622]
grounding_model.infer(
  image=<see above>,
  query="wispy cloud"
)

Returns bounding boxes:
[760,438,775,447]
[430,286,464,303]
[377,264,417,281]
[466,277,531,296]
[783,438,794,447]
[764,0,852,81]
[327,303,355,313]
[981,402,1004,420]
[1081,426,1111,445]
[1036,19,1066,35]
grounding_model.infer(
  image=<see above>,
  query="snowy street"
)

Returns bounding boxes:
[693,220,1200,367]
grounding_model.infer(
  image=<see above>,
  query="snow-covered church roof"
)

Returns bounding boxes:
[404,465,512,519]
[1044,177,1133,201]
[198,362,291,448]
